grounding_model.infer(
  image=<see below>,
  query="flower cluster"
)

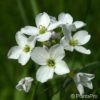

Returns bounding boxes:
[8,12,94,94]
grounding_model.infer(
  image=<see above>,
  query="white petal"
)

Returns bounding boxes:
[49,16,57,24]
[82,81,93,89]
[55,60,70,75]
[73,75,84,94]
[58,13,73,24]
[36,66,54,83]
[61,24,72,40]
[84,73,95,81]
[74,21,86,29]
[48,21,61,31]
[8,46,21,59]
[76,83,84,95]
[79,73,95,81]
[60,37,74,51]
[74,73,81,83]
[73,30,91,45]
[16,78,25,91]
[75,46,91,54]
[31,47,49,65]
[25,77,34,82]
[36,32,51,42]
[16,32,28,47]
[18,52,30,65]
[65,24,76,32]
[16,84,23,91]
[49,44,65,61]
[27,36,36,49]
[24,78,33,92]
[20,26,39,35]
[35,12,50,27]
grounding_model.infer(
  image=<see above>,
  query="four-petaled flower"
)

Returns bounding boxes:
[31,44,70,83]
[73,72,95,95]
[16,77,33,92]
[8,32,36,65]
[20,12,61,42]
[60,29,91,54]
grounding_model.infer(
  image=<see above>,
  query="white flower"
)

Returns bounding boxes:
[16,77,33,92]
[31,44,70,83]
[58,13,86,31]
[60,30,91,54]
[73,72,95,95]
[20,12,61,42]
[7,32,36,65]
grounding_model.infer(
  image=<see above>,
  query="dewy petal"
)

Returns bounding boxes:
[74,21,86,29]
[20,26,39,35]
[18,52,30,65]
[58,13,73,24]
[48,21,61,31]
[36,32,51,42]
[75,46,91,54]
[60,37,74,52]
[31,47,49,65]
[16,32,28,47]
[73,30,91,45]
[36,66,54,83]
[49,44,65,61]
[35,12,50,27]
[8,46,21,59]
[55,60,70,75]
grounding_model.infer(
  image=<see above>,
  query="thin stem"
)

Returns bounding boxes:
[30,0,39,17]
[17,0,29,25]
[31,82,39,100]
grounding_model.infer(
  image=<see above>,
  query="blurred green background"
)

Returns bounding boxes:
[0,0,100,100]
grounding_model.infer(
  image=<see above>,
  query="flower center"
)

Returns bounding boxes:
[69,39,78,46]
[47,59,55,67]
[23,45,30,53]
[39,25,47,34]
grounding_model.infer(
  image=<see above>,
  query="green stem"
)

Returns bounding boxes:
[30,0,39,17]
[31,82,39,100]
[17,0,29,25]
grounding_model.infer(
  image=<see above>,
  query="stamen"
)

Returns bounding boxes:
[23,45,30,52]
[39,25,47,34]
[47,59,55,67]
[69,39,78,46]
